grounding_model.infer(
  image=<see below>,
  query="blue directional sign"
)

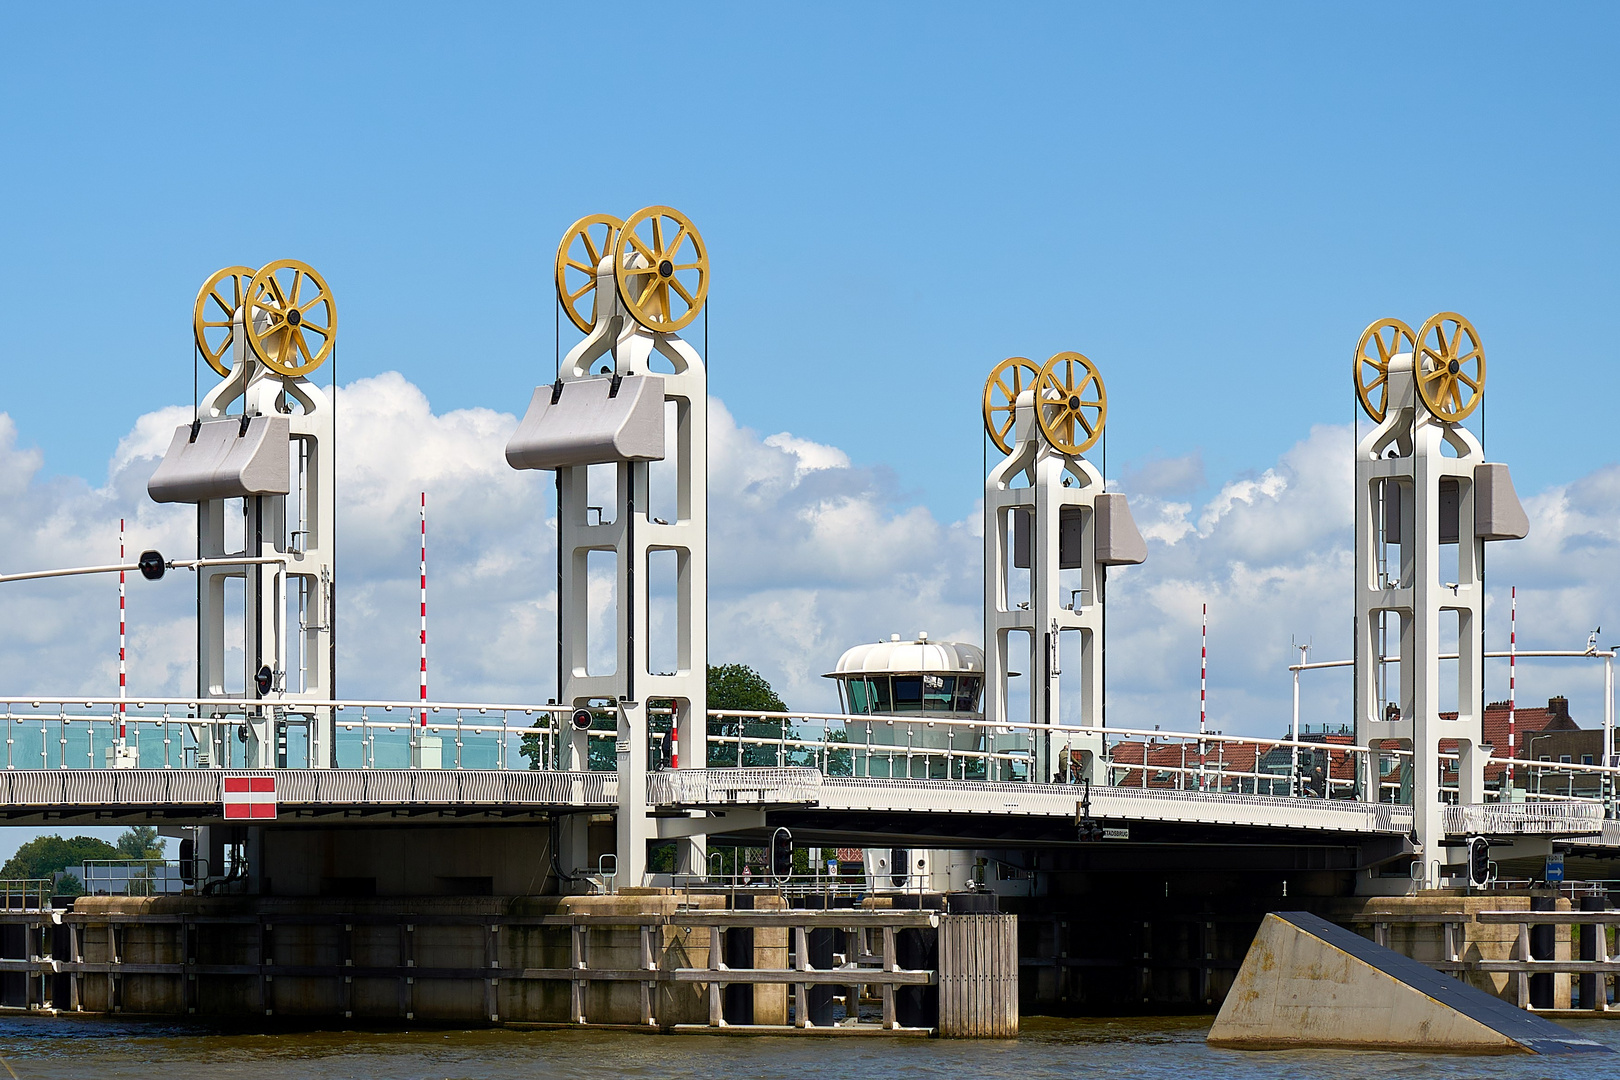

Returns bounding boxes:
[1545,853,1565,884]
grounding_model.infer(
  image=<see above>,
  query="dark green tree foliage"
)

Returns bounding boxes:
[706,663,798,768]
[0,835,118,880]
[706,664,786,712]
[115,826,164,860]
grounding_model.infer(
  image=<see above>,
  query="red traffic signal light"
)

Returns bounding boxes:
[571,708,594,731]
[137,550,166,580]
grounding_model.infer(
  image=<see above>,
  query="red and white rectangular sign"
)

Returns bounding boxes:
[224,775,277,819]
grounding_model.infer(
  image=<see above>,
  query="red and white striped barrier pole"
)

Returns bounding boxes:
[1199,602,1207,790]
[419,492,428,729]
[1507,586,1517,792]
[118,518,127,746]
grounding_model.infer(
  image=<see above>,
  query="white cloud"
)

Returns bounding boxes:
[762,432,850,479]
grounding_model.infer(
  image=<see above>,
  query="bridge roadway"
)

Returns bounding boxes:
[3,766,1611,851]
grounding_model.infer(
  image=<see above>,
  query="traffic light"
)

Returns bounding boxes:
[178,837,195,885]
[770,827,793,881]
[137,550,166,580]
[255,665,273,695]
[1467,835,1491,889]
[571,708,594,731]
[1076,778,1104,841]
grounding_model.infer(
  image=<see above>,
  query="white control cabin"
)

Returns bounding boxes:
[827,636,988,894]
[824,634,986,782]
[826,634,985,717]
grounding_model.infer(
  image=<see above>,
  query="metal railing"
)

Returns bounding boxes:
[2,696,1614,826]
[675,862,887,904]
[1442,802,1607,836]
[78,858,189,896]
[650,767,822,807]
[0,878,53,910]
[0,696,579,771]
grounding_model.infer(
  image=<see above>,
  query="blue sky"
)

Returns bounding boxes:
[2,4,1619,862]
[2,3,1615,515]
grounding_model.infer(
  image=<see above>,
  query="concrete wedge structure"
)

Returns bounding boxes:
[1208,911,1611,1055]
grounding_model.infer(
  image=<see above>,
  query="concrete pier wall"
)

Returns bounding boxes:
[66,892,730,1025]
[1329,894,1574,1008]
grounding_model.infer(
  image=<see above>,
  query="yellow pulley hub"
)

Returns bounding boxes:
[1035,352,1107,456]
[193,266,257,377]
[555,213,622,333]
[982,356,1043,455]
[614,205,709,333]
[244,260,337,378]
[1353,317,1416,423]
[1414,312,1484,423]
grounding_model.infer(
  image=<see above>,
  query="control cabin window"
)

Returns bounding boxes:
[840,674,983,714]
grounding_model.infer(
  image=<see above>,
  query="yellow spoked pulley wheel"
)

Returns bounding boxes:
[1414,312,1484,423]
[1353,317,1416,423]
[193,265,256,377]
[244,260,337,377]
[1035,352,1107,456]
[982,356,1044,454]
[555,213,622,333]
[614,205,709,333]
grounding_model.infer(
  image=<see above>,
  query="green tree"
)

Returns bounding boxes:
[707,664,787,712]
[0,835,119,880]
[115,826,164,860]
[706,663,792,768]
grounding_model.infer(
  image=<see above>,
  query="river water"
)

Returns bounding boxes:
[1,1015,1617,1079]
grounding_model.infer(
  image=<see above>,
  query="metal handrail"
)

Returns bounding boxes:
[0,697,1611,823]
[1442,802,1606,835]
[0,877,54,910]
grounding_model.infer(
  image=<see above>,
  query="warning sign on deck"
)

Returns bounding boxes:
[224,775,277,820]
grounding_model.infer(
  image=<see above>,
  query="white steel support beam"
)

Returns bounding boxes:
[187,309,336,770]
[532,256,709,887]
[984,393,1105,782]
[1354,351,1492,889]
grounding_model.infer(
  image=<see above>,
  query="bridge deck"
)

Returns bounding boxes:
[2,768,1610,847]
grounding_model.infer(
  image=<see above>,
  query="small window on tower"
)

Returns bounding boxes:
[892,676,924,711]
[922,674,955,711]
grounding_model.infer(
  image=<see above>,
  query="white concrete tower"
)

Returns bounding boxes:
[508,208,710,887]
[149,262,338,768]
[981,353,1145,784]
[1351,314,1527,889]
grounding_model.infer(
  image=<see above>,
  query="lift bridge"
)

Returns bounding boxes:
[2,218,1617,903]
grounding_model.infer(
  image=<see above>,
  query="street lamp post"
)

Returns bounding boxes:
[1526,733,1554,798]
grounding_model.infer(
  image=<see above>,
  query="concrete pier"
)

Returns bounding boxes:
[1330,893,1576,1008]
[0,891,990,1034]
